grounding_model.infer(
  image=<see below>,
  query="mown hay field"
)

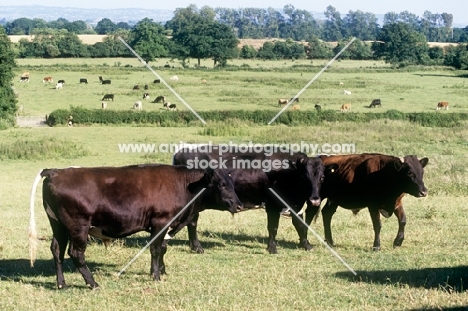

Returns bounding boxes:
[2,58,467,310]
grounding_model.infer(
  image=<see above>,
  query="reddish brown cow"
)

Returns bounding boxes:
[29,165,243,289]
[313,153,428,250]
[43,76,53,83]
[436,101,449,110]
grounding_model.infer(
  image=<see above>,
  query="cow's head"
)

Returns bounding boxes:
[395,155,429,198]
[189,168,243,213]
[291,156,326,207]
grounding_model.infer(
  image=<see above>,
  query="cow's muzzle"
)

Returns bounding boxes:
[309,197,321,207]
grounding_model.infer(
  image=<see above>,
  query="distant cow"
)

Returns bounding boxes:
[102,94,114,101]
[19,76,29,82]
[164,102,177,111]
[101,102,107,109]
[29,165,243,289]
[154,95,166,103]
[79,78,88,84]
[316,153,429,250]
[314,104,322,111]
[58,79,65,84]
[153,79,161,84]
[278,99,288,106]
[55,82,63,89]
[343,90,352,95]
[133,101,143,110]
[436,101,449,110]
[99,76,111,85]
[369,99,381,108]
[43,77,53,83]
[133,85,140,90]
[144,84,149,90]
[292,105,300,111]
[142,93,150,100]
[290,97,299,103]
[340,103,351,112]
[170,75,179,81]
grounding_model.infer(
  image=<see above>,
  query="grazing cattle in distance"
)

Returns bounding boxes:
[55,82,63,89]
[19,76,29,82]
[316,153,429,250]
[369,99,381,108]
[314,104,322,111]
[142,92,150,100]
[101,102,107,109]
[43,77,53,83]
[290,97,299,103]
[144,84,149,90]
[79,78,88,84]
[102,94,114,101]
[292,104,300,111]
[153,79,161,83]
[343,89,352,95]
[201,79,207,84]
[278,99,288,106]
[58,79,65,84]
[99,76,111,85]
[133,101,143,110]
[172,149,330,254]
[339,82,344,85]
[436,101,449,110]
[133,85,140,90]
[170,75,179,81]
[164,102,177,111]
[154,95,166,103]
[340,103,351,112]
[29,165,243,289]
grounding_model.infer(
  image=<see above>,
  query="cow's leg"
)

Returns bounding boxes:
[187,213,204,253]
[291,208,312,251]
[266,209,281,254]
[369,208,382,251]
[149,228,166,281]
[68,236,99,289]
[49,221,69,290]
[393,205,406,247]
[321,201,338,247]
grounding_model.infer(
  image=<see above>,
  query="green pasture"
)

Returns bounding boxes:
[1,122,467,310]
[1,58,467,310]
[14,58,468,117]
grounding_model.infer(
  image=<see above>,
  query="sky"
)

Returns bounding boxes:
[9,0,468,24]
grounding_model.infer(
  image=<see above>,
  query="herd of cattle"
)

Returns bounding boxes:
[29,148,429,289]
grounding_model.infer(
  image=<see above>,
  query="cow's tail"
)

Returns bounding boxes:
[29,169,44,267]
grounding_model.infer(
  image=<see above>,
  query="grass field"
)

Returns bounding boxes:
[1,58,468,310]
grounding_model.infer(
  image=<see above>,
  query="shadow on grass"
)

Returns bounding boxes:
[335,265,468,293]
[0,258,117,290]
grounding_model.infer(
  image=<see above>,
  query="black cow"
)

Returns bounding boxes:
[79,78,88,84]
[172,147,329,254]
[58,79,65,84]
[102,94,114,101]
[99,76,111,85]
[153,79,161,83]
[314,104,322,111]
[29,164,243,289]
[316,153,428,250]
[369,99,381,108]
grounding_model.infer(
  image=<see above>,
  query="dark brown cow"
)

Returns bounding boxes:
[314,153,428,250]
[172,147,329,254]
[79,78,88,84]
[102,94,114,101]
[29,165,243,289]
[99,76,111,85]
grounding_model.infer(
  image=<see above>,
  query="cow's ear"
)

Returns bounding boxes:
[394,157,405,171]
[288,159,297,170]
[419,157,429,168]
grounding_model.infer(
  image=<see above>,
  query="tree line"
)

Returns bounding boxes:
[3,5,468,69]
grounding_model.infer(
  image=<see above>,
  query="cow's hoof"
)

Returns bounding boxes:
[300,240,313,251]
[267,247,278,254]
[393,238,404,247]
[87,283,100,290]
[57,284,68,290]
[372,246,381,251]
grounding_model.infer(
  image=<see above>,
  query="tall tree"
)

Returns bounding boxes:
[95,18,117,35]
[322,6,344,41]
[373,22,430,66]
[129,18,169,63]
[0,26,17,125]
